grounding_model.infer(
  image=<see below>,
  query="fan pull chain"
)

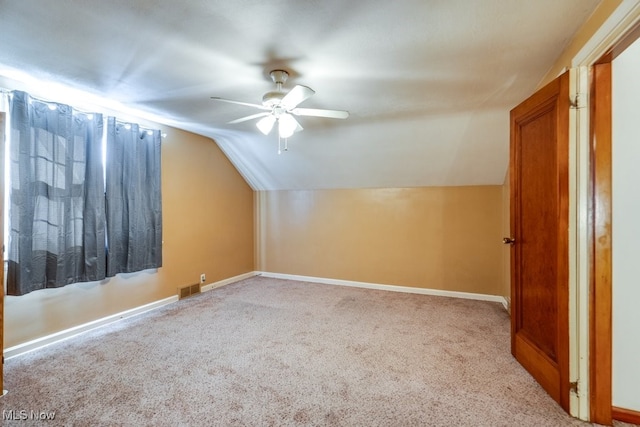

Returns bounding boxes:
[277,136,290,154]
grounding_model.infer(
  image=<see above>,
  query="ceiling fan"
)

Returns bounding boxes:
[211,70,349,142]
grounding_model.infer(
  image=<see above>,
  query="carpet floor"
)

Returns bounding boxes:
[0,276,624,426]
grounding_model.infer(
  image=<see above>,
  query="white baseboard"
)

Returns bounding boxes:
[4,295,178,360]
[501,296,511,313]
[258,271,507,304]
[4,271,259,360]
[4,271,505,361]
[201,271,258,292]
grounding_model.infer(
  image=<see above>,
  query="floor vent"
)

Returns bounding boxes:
[178,283,201,300]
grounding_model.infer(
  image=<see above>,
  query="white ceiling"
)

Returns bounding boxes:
[0,0,601,190]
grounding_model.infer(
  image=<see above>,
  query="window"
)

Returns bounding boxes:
[3,90,162,296]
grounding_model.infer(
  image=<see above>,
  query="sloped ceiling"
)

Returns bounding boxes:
[0,0,601,190]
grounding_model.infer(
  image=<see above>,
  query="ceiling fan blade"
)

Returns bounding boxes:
[291,107,349,119]
[281,85,315,109]
[211,97,270,110]
[227,112,271,124]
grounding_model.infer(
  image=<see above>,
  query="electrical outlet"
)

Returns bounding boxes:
[200,273,206,284]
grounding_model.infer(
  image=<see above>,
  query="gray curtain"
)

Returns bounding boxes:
[105,117,162,276]
[7,91,106,296]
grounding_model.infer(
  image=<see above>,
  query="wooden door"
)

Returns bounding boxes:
[509,72,570,412]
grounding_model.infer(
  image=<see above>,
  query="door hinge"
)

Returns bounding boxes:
[570,93,586,109]
[569,380,579,395]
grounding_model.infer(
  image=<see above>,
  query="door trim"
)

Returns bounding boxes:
[590,59,613,426]
[1,111,5,394]
[611,407,640,425]
[589,21,640,425]
[570,4,640,423]
[568,65,591,419]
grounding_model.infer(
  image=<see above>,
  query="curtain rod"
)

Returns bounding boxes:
[0,88,166,137]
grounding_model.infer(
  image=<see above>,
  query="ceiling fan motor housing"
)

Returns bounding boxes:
[262,91,285,107]
[262,70,289,107]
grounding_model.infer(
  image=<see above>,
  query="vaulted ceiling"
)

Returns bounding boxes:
[0,0,601,190]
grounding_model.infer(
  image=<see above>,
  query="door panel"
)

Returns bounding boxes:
[510,72,570,412]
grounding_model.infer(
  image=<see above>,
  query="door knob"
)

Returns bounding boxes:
[503,237,516,245]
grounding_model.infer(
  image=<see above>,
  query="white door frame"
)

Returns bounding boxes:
[568,0,640,420]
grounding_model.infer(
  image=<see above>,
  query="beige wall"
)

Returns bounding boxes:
[501,172,511,302]
[4,126,254,348]
[258,186,503,295]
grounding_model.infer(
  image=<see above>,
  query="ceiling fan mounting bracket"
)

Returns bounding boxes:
[269,70,289,85]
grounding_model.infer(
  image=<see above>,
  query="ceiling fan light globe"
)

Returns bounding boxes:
[256,115,276,135]
[278,113,298,139]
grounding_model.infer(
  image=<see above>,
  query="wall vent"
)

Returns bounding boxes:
[178,283,201,300]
